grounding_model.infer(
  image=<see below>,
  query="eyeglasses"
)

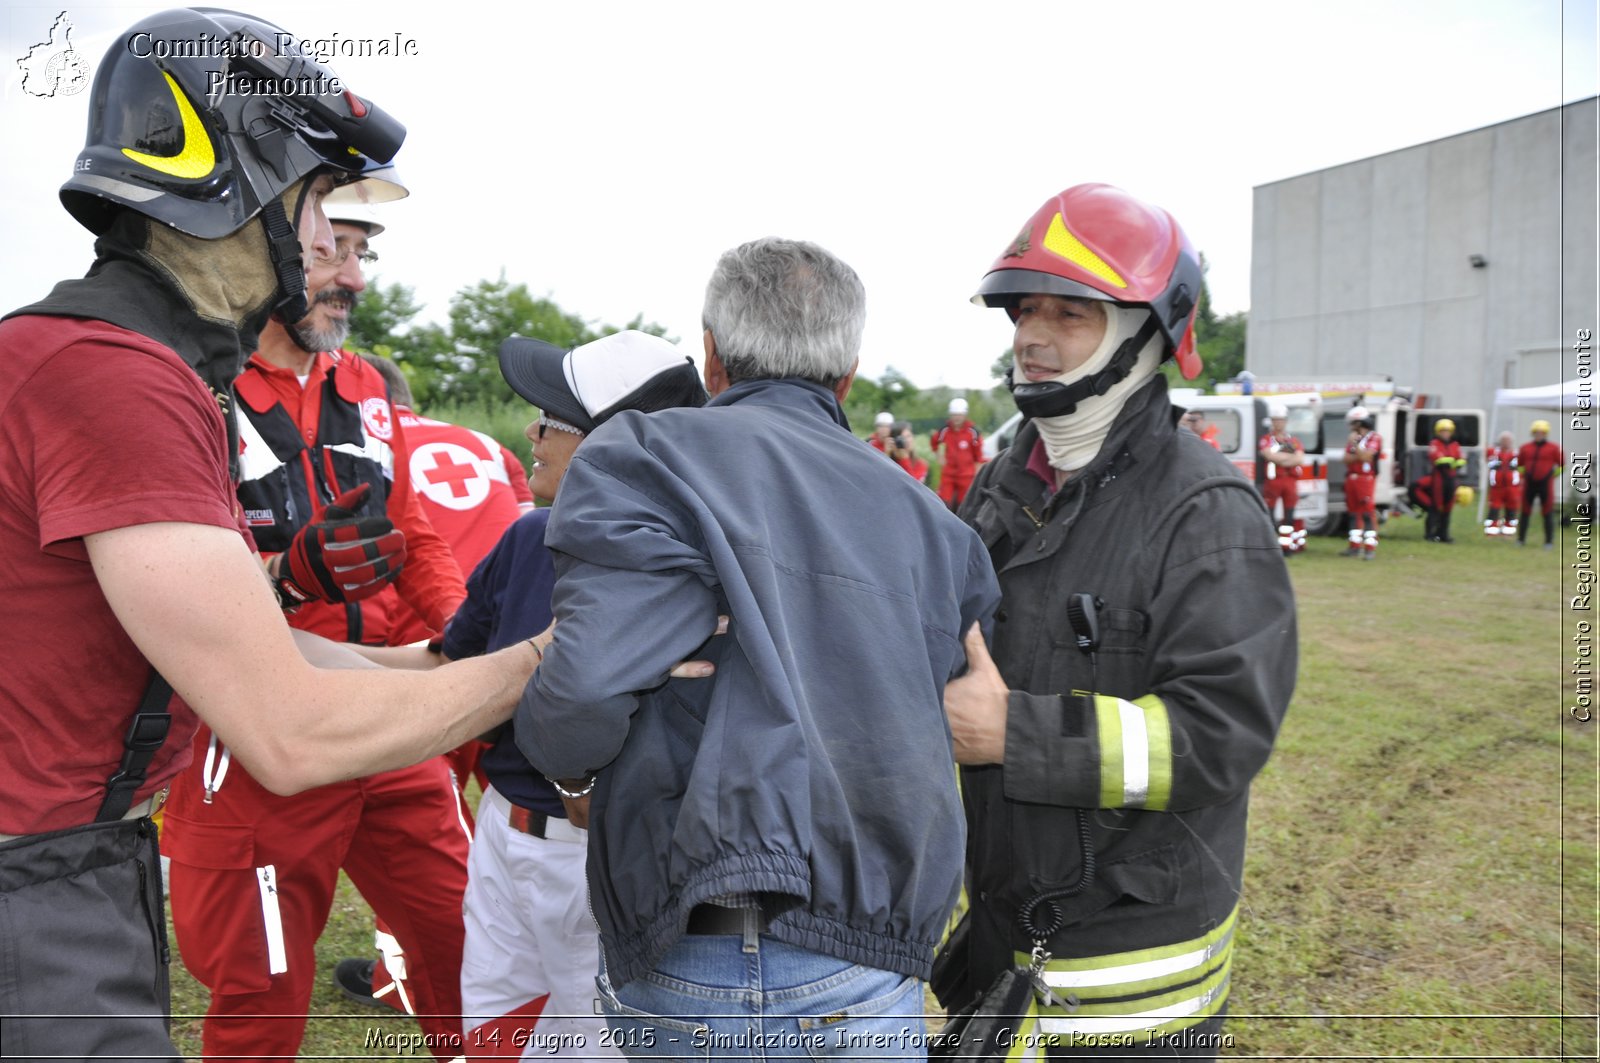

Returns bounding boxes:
[537,416,585,441]
[314,244,379,268]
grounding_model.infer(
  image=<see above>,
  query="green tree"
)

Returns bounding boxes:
[346,278,426,355]
[990,348,1013,383]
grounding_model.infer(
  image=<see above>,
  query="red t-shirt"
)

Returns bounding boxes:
[0,316,239,833]
[385,408,531,646]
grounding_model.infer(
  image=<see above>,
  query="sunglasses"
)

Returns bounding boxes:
[537,416,585,441]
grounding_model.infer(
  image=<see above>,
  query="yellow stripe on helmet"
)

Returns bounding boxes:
[1043,214,1128,289]
[121,72,216,180]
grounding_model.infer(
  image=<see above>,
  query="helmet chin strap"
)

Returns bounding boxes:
[1006,316,1162,419]
[261,182,313,335]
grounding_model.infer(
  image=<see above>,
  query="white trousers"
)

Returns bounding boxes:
[461,785,618,1059]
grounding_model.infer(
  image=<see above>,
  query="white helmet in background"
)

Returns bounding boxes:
[948,397,969,416]
[1267,402,1289,420]
[875,411,894,427]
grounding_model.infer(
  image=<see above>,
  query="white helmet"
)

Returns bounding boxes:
[874,411,894,427]
[948,397,969,416]
[1268,402,1289,420]
[1346,406,1369,423]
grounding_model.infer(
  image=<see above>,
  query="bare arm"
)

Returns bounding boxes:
[86,521,538,795]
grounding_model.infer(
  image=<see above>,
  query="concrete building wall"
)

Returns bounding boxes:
[1248,97,1597,435]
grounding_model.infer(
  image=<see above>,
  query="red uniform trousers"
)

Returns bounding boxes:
[163,728,471,1061]
[1344,473,1376,515]
[1261,476,1298,520]
[939,469,977,507]
[1488,481,1522,513]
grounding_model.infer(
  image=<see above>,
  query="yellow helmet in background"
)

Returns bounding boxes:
[1435,418,1456,434]
[1531,419,1552,435]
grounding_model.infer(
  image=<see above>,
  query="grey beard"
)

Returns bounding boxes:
[288,291,356,354]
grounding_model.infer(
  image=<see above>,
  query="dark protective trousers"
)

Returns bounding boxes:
[0,817,177,1060]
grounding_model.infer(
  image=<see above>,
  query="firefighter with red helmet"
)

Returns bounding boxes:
[941,184,1296,1056]
[1343,407,1383,559]
[1258,403,1305,554]
[1517,420,1564,548]
[1423,418,1466,543]
[1485,431,1522,536]
[0,10,539,1056]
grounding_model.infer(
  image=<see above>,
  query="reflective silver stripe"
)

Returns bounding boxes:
[1037,977,1226,1037]
[1117,698,1149,806]
[1044,943,1214,990]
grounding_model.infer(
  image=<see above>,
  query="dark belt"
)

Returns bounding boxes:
[685,904,770,936]
[507,803,551,839]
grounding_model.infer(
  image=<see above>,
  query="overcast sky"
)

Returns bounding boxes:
[3,1,1595,387]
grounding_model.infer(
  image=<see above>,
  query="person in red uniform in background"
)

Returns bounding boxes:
[365,355,534,648]
[1424,418,1466,544]
[930,397,984,509]
[886,420,931,484]
[1343,406,1383,560]
[1485,430,1522,537]
[868,410,895,452]
[1258,403,1305,555]
[1518,419,1564,549]
[162,209,473,1062]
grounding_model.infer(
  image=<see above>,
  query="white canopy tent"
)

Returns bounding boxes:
[1492,379,1582,416]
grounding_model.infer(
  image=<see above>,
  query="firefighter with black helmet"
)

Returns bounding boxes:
[0,11,540,1055]
[942,184,1296,1057]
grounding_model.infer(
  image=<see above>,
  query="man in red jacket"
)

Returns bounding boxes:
[931,397,984,509]
[1518,420,1564,549]
[162,209,473,1061]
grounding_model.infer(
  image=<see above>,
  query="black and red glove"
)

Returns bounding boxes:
[274,484,406,607]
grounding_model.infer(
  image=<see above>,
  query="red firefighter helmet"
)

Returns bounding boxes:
[972,183,1204,379]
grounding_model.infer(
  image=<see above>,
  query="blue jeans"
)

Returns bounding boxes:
[596,932,927,1060]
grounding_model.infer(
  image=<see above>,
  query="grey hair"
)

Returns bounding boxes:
[702,237,865,386]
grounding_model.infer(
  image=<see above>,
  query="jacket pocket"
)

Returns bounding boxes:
[1038,841,1193,948]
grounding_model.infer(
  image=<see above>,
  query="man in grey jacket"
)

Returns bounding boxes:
[943,185,1296,1059]
[514,236,999,1056]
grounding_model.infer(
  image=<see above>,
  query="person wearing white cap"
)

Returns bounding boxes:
[1257,404,1305,555]
[930,396,985,510]
[1343,406,1383,559]
[868,410,896,453]
[436,330,710,1056]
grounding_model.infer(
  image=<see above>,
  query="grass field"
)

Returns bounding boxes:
[165,507,1595,1060]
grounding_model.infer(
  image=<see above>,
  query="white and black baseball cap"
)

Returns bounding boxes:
[497,330,706,432]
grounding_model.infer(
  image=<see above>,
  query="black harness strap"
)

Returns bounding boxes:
[94,669,173,823]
